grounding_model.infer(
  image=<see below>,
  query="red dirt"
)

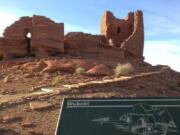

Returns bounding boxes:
[0,58,180,135]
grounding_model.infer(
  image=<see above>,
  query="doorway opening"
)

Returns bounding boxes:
[25,31,32,55]
[117,26,121,33]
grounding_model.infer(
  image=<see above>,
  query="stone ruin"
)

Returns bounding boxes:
[0,15,64,59]
[0,10,144,62]
[101,10,144,58]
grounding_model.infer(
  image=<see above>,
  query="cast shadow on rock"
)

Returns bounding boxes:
[0,128,20,135]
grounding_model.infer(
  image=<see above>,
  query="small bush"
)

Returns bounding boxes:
[3,76,10,83]
[52,76,64,85]
[43,73,50,78]
[75,67,85,75]
[0,56,3,61]
[168,85,180,92]
[114,63,134,76]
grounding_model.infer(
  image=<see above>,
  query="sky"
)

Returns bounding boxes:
[0,0,180,71]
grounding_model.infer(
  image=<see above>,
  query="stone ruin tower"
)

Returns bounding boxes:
[0,10,144,61]
[100,10,144,59]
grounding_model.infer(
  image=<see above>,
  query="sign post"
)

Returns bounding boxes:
[55,98,180,135]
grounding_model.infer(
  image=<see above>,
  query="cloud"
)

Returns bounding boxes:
[145,12,180,38]
[144,40,180,72]
[0,10,19,36]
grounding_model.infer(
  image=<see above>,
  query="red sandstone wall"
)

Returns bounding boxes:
[101,10,144,59]
[65,32,103,55]
[3,17,33,39]
[100,11,134,47]
[0,37,4,56]
[31,15,64,57]
[2,17,33,59]
[2,15,64,59]
[121,11,144,58]
[2,39,28,59]
[125,12,134,35]
[0,38,28,60]
[64,32,124,61]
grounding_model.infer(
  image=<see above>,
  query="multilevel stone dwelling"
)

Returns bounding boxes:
[101,10,144,58]
[0,10,144,62]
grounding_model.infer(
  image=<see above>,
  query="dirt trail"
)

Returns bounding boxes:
[63,71,161,89]
[0,70,164,109]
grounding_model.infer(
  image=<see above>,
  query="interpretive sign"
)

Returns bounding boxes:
[55,98,180,135]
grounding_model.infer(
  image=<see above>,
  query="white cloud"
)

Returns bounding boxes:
[144,40,180,72]
[0,10,19,36]
[145,12,180,37]
[170,27,180,34]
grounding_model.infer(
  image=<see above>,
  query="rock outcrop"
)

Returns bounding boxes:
[86,64,113,76]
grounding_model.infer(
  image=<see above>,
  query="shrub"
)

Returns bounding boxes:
[0,56,3,61]
[114,63,134,76]
[52,76,64,85]
[43,73,50,78]
[75,67,85,75]
[3,76,10,83]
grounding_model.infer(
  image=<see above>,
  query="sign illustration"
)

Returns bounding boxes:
[92,103,178,135]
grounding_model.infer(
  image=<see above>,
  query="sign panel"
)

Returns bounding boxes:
[55,98,180,135]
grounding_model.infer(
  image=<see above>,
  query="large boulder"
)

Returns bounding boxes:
[86,64,113,76]
[31,60,47,72]
[42,59,95,73]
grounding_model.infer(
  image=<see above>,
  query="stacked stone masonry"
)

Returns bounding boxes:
[0,10,144,61]
[0,15,64,59]
[100,10,144,58]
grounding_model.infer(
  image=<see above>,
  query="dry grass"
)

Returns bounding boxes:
[75,67,85,75]
[114,63,134,76]
[52,76,64,85]
[3,76,10,83]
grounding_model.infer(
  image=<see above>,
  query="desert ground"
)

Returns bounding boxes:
[0,57,180,135]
